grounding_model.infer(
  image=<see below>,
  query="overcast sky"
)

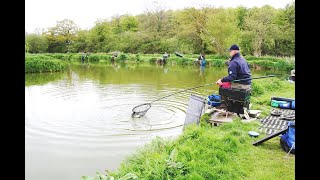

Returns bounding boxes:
[25,0,294,33]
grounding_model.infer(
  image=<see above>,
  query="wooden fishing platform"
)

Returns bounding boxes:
[206,107,259,126]
[208,108,236,126]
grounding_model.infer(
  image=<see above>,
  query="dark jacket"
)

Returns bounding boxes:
[221,53,251,85]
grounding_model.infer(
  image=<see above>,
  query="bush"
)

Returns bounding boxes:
[25,54,53,61]
[88,55,100,63]
[135,54,141,62]
[149,57,157,63]
[211,59,226,67]
[119,54,127,61]
[25,59,67,73]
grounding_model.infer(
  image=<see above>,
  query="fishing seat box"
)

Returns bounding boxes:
[219,87,251,114]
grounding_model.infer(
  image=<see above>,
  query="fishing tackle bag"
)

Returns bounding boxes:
[280,121,295,154]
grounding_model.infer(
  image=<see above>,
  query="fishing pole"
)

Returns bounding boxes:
[150,82,214,103]
[217,75,276,88]
[131,82,215,118]
[189,13,230,59]
[131,75,275,118]
[232,75,276,82]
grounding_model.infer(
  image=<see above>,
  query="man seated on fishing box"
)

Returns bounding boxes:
[215,44,252,116]
[215,44,252,90]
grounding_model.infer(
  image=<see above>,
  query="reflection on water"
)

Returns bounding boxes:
[199,66,206,81]
[25,63,283,180]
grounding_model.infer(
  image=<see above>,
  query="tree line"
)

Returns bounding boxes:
[25,2,294,57]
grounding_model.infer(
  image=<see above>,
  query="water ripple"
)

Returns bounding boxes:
[25,79,193,153]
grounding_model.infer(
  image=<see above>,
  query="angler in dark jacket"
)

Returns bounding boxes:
[216,44,251,89]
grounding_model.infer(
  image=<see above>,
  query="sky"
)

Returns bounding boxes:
[25,0,294,33]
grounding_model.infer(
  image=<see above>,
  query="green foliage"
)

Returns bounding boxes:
[205,54,227,59]
[210,59,226,67]
[235,6,248,30]
[65,54,73,61]
[88,55,100,63]
[43,19,80,53]
[175,58,192,65]
[118,54,127,61]
[82,172,138,180]
[272,2,295,56]
[119,15,139,32]
[248,58,295,71]
[27,53,77,62]
[245,55,283,62]
[250,60,275,70]
[26,5,295,57]
[26,53,294,71]
[44,53,65,60]
[199,113,211,124]
[25,54,54,61]
[251,78,282,96]
[243,6,279,56]
[25,59,67,73]
[25,43,30,53]
[87,20,114,53]
[206,8,241,54]
[134,53,142,63]
[273,60,295,71]
[164,148,189,177]
[250,82,265,96]
[70,30,90,52]
[250,77,294,113]
[109,31,144,53]
[148,57,157,63]
[25,33,48,53]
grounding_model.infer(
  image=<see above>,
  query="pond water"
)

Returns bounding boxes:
[25,63,286,180]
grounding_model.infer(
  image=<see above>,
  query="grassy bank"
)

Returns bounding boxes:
[82,78,295,179]
[25,53,295,73]
[250,78,295,116]
[25,58,67,73]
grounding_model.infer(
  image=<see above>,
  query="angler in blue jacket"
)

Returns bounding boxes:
[216,44,251,89]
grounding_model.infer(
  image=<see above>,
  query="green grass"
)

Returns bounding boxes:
[82,78,295,179]
[26,53,295,71]
[250,77,295,116]
[25,59,67,73]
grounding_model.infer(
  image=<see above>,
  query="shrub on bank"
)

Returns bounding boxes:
[25,53,295,72]
[25,59,67,73]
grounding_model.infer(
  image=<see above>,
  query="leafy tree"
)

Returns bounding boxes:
[175,8,207,54]
[87,20,113,52]
[25,43,30,53]
[108,31,140,53]
[43,19,79,53]
[110,15,123,34]
[272,2,295,56]
[108,15,141,52]
[119,15,139,32]
[142,0,170,34]
[110,14,139,33]
[235,6,248,31]
[242,5,277,56]
[168,9,196,53]
[25,33,48,53]
[206,8,241,56]
[70,30,90,52]
[25,4,294,56]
